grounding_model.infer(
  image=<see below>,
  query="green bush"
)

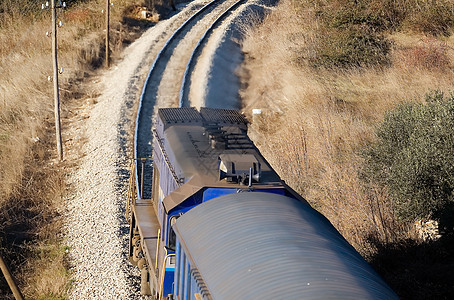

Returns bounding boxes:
[363,91,454,228]
[306,0,393,69]
[326,0,389,32]
[405,1,454,36]
[310,28,391,69]
[301,0,453,69]
[368,0,408,31]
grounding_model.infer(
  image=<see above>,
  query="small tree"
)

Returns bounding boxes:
[364,90,454,232]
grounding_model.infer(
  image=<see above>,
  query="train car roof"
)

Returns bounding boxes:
[156,108,283,212]
[173,192,398,299]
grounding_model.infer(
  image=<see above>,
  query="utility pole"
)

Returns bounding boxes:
[51,0,63,161]
[105,0,110,67]
[0,253,24,300]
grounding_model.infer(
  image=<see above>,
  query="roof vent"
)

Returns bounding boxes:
[219,154,261,185]
[205,126,227,149]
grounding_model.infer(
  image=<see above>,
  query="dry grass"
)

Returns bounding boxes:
[395,35,452,71]
[240,0,454,299]
[0,0,157,298]
[240,0,454,254]
[240,0,454,297]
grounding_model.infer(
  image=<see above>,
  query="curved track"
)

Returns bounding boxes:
[134,0,247,199]
[179,0,244,107]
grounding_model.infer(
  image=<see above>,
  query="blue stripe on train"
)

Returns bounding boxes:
[202,187,286,202]
[163,267,175,296]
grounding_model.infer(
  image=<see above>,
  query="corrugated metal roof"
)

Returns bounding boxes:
[157,108,247,132]
[173,192,398,300]
[156,112,283,212]
[158,107,203,124]
[200,107,247,126]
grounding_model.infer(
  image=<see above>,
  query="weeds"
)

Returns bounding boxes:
[396,38,451,71]
[0,128,67,299]
[295,0,454,69]
[309,28,391,69]
[0,0,157,298]
[240,0,454,297]
[369,235,454,299]
[403,0,454,36]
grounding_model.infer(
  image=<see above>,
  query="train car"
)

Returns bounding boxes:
[128,107,398,299]
[172,192,398,300]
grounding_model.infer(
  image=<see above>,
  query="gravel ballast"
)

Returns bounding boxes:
[63,0,275,298]
[63,2,209,298]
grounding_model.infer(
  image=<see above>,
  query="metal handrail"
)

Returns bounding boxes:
[153,129,183,186]
[155,229,161,271]
[158,252,176,300]
[125,159,135,224]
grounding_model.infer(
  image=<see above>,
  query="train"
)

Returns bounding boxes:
[127,107,398,300]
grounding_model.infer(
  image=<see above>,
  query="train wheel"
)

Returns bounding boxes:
[133,244,143,262]
[128,219,139,265]
[137,258,146,270]
[132,235,140,248]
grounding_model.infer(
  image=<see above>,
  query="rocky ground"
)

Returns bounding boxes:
[62,0,275,298]
[62,2,207,298]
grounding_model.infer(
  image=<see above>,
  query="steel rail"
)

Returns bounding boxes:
[134,0,219,199]
[179,0,245,108]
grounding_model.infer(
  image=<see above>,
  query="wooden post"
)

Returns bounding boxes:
[0,253,24,300]
[105,0,110,67]
[52,0,63,161]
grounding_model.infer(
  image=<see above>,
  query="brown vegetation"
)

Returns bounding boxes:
[0,0,156,298]
[240,0,454,298]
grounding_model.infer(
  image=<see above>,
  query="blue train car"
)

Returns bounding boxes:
[129,107,398,299]
[173,192,398,300]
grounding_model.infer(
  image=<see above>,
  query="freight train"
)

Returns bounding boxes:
[128,107,398,300]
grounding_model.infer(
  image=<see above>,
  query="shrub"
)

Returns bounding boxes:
[404,0,454,37]
[398,38,450,71]
[299,0,453,70]
[327,0,388,32]
[363,90,454,231]
[303,0,393,69]
[310,28,391,69]
[367,0,407,31]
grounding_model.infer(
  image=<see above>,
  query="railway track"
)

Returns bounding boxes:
[126,0,400,296]
[63,1,270,297]
[135,0,247,199]
[179,0,245,107]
